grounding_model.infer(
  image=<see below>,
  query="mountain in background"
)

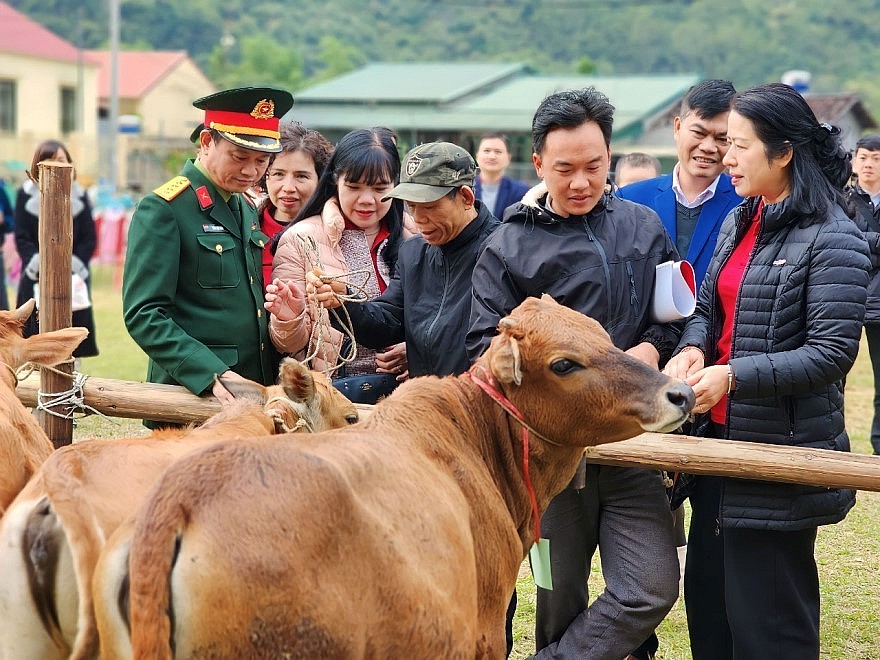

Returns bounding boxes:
[9,0,880,115]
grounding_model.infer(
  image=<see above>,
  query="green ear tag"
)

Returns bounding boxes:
[529,538,552,590]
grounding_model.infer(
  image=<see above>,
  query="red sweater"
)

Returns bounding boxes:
[260,208,288,291]
[711,200,763,424]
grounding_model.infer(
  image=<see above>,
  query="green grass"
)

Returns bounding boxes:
[62,267,880,657]
[74,264,149,439]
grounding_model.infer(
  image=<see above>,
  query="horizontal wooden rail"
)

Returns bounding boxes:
[585,433,880,493]
[15,374,374,426]
[15,374,880,491]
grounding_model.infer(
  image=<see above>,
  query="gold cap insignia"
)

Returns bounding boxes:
[250,99,275,120]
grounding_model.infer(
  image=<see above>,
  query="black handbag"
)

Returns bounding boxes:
[332,373,399,404]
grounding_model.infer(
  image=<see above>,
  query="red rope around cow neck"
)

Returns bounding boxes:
[464,364,541,544]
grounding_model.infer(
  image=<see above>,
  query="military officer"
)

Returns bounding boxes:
[123,86,294,425]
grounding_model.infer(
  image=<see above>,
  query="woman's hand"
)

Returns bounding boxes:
[264,278,305,321]
[685,364,729,413]
[663,347,705,380]
[306,268,346,309]
[375,341,409,382]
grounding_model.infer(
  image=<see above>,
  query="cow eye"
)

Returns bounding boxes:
[345,414,359,425]
[550,358,582,375]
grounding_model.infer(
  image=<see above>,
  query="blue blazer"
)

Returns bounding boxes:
[617,173,742,286]
[474,175,530,219]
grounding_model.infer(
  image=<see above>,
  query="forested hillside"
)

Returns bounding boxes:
[10,0,880,113]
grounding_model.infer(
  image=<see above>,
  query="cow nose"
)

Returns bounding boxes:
[667,383,696,414]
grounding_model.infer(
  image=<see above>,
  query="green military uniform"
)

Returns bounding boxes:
[122,86,293,425]
[123,160,276,398]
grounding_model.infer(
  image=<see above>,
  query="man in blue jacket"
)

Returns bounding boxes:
[474,132,530,219]
[618,79,741,288]
[617,78,738,660]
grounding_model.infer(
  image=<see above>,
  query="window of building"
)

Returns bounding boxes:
[0,80,16,132]
[61,86,76,134]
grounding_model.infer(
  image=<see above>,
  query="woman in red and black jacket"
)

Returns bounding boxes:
[665,83,870,660]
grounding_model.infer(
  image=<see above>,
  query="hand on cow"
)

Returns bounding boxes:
[375,342,409,382]
[265,278,306,321]
[684,364,728,413]
[624,341,660,370]
[212,370,248,406]
[306,268,346,309]
[663,346,705,380]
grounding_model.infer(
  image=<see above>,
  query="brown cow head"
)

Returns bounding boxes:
[0,299,89,385]
[216,359,358,433]
[484,294,693,447]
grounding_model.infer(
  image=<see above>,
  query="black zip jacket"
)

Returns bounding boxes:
[846,184,880,323]
[466,191,681,360]
[338,201,499,377]
[679,196,869,530]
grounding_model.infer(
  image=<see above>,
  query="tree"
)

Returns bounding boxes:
[309,36,367,85]
[207,35,305,91]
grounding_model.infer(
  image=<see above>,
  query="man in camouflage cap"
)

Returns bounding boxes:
[301,141,500,378]
[123,86,293,425]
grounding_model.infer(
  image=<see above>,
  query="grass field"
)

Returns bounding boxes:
[71,265,880,658]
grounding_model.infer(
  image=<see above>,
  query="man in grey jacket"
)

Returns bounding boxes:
[467,87,682,660]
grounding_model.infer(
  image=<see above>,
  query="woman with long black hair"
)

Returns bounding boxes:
[665,83,870,659]
[266,127,415,402]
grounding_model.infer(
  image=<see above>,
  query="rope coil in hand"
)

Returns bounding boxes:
[296,234,373,374]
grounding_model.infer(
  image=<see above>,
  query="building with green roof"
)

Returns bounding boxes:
[290,62,699,179]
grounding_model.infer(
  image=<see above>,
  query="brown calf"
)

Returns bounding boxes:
[117,295,694,659]
[0,299,88,517]
[0,359,357,660]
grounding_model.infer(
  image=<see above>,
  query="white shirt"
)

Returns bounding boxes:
[671,164,721,209]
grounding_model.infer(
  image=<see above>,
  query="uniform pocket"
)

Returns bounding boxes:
[196,234,240,288]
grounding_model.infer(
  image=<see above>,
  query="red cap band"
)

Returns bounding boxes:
[204,109,280,138]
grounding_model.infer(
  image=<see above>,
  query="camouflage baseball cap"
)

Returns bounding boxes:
[383,142,477,202]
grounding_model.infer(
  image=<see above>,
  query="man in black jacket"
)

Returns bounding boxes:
[305,141,499,378]
[467,88,682,660]
[848,133,880,455]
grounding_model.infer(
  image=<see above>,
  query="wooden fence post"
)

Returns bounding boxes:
[37,160,75,448]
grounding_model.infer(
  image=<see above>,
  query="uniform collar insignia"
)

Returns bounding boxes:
[196,185,213,210]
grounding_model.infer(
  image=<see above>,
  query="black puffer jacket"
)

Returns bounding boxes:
[340,202,499,377]
[846,184,880,323]
[679,196,870,531]
[466,191,681,359]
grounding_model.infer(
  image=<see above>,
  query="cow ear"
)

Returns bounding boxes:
[12,299,36,325]
[13,327,89,368]
[490,335,522,386]
[216,373,266,403]
[279,358,316,404]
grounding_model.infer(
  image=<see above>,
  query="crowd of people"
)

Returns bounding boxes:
[9,77,878,658]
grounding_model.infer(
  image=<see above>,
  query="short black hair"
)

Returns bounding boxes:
[856,133,880,153]
[680,79,737,120]
[532,87,614,155]
[478,132,510,150]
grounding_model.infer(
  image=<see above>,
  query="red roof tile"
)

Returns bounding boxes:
[0,1,84,63]
[84,50,191,99]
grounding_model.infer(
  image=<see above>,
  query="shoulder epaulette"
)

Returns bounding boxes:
[153,176,190,202]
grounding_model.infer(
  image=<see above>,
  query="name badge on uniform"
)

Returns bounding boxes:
[202,224,227,233]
